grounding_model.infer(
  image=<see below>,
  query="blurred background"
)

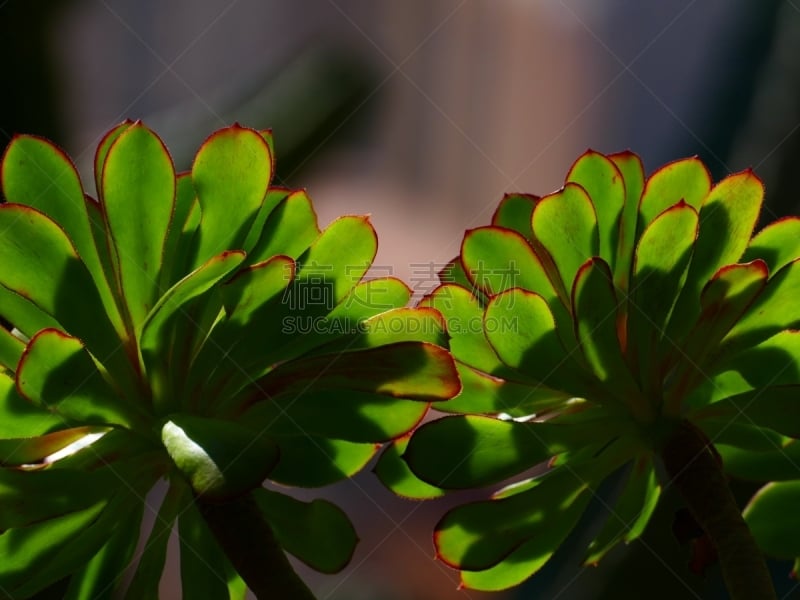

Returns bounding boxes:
[3,1,800,598]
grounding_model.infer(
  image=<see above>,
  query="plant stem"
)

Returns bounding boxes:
[660,420,776,600]
[199,492,316,600]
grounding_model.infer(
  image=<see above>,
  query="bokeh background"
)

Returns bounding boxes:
[3,1,800,598]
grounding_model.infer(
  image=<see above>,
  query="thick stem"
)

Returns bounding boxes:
[660,420,776,600]
[199,493,316,600]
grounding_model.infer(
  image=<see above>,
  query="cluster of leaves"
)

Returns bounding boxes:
[377,150,800,590]
[0,122,458,598]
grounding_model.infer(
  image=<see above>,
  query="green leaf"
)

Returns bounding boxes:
[257,342,459,402]
[191,124,272,264]
[531,183,599,294]
[720,258,800,354]
[178,503,231,599]
[267,432,378,488]
[16,329,142,428]
[608,151,644,291]
[0,204,128,378]
[404,414,619,489]
[718,441,800,482]
[744,481,800,559]
[628,201,698,393]
[160,172,198,288]
[696,418,783,452]
[433,362,570,418]
[491,193,537,240]
[435,466,593,573]
[253,488,358,573]
[584,457,660,565]
[0,370,66,437]
[101,122,176,328]
[419,284,504,374]
[0,426,103,467]
[461,226,557,302]
[484,288,588,394]
[671,170,764,343]
[0,325,24,370]
[0,499,108,595]
[374,436,446,500]
[247,189,320,264]
[161,414,278,501]
[93,120,133,199]
[571,258,640,404]
[438,257,475,292]
[742,217,800,273]
[0,281,59,342]
[565,150,625,272]
[242,186,288,253]
[693,385,800,439]
[638,157,711,231]
[139,249,246,413]
[1,135,124,336]
[64,501,144,600]
[125,481,188,600]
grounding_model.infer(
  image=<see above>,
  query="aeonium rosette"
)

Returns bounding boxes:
[376,150,800,591]
[0,122,459,598]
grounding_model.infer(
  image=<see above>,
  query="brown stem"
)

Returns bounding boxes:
[660,420,776,600]
[199,493,316,600]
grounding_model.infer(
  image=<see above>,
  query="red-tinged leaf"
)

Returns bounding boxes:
[93,120,133,199]
[609,151,644,291]
[531,183,599,295]
[0,205,128,377]
[101,122,176,329]
[638,156,711,232]
[438,256,475,292]
[1,135,125,337]
[484,288,591,396]
[432,362,571,418]
[247,189,320,265]
[191,125,273,264]
[670,170,764,344]
[17,329,143,428]
[566,150,625,272]
[461,226,560,304]
[628,202,698,394]
[256,341,459,402]
[0,370,66,437]
[742,217,800,274]
[374,436,446,500]
[0,426,104,467]
[160,171,198,288]
[491,193,537,240]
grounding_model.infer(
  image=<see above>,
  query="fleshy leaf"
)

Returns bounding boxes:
[718,441,800,482]
[404,414,620,489]
[178,504,231,599]
[628,202,698,393]
[101,122,176,329]
[531,183,599,294]
[93,120,133,198]
[191,125,272,264]
[0,370,66,437]
[0,426,104,467]
[744,481,800,559]
[491,193,537,240]
[565,150,625,272]
[638,157,710,231]
[693,385,800,439]
[247,189,320,264]
[374,436,446,500]
[0,325,24,370]
[608,151,644,291]
[584,457,660,565]
[160,172,198,288]
[253,488,358,573]
[742,217,800,273]
[16,329,141,428]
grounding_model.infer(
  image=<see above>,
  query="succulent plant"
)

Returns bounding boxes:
[378,150,800,596]
[0,122,458,598]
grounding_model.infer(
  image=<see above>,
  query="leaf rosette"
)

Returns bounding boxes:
[380,150,800,590]
[0,122,458,598]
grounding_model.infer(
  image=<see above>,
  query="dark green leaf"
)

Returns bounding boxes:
[0,370,66,438]
[253,488,358,573]
[744,481,800,559]
[373,436,446,500]
[178,503,231,599]
[693,385,800,439]
[247,190,319,265]
[719,441,800,482]
[608,151,644,291]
